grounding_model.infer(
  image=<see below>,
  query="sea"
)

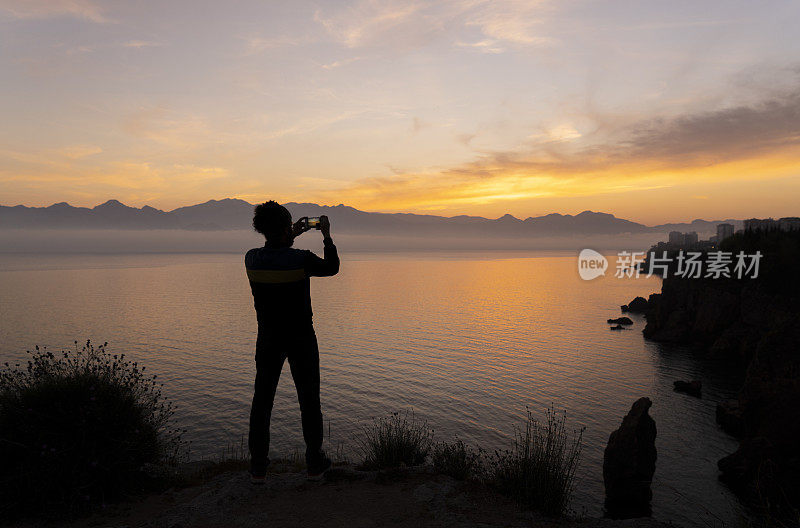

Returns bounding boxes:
[0,250,747,527]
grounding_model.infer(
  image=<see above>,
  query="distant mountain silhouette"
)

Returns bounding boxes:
[0,198,740,236]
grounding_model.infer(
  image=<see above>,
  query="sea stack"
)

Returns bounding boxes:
[603,397,657,518]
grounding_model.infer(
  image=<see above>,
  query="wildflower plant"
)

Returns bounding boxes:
[431,437,484,480]
[0,340,185,517]
[488,406,584,516]
[357,410,433,469]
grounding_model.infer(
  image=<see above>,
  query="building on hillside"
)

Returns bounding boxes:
[744,218,778,232]
[667,230,699,248]
[779,217,800,231]
[716,223,734,241]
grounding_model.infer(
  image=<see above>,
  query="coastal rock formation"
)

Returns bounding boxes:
[716,400,744,438]
[647,288,800,506]
[718,437,774,493]
[673,380,702,398]
[718,320,800,508]
[610,325,625,331]
[603,397,657,519]
[638,230,800,512]
[642,279,740,344]
[607,317,634,325]
[621,297,649,314]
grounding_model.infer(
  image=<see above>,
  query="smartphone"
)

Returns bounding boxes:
[306,217,321,230]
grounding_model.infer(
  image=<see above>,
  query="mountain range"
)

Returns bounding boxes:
[0,199,742,236]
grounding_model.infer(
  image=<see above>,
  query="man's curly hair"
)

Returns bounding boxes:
[252,200,292,238]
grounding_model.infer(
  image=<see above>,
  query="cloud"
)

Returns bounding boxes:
[322,89,800,210]
[121,106,214,149]
[456,39,505,54]
[240,35,309,55]
[619,91,800,166]
[122,40,163,49]
[0,157,232,206]
[0,0,110,23]
[57,145,103,159]
[321,57,362,70]
[55,43,94,55]
[463,0,554,47]
[261,110,368,140]
[314,0,554,51]
[411,117,429,134]
[314,0,433,49]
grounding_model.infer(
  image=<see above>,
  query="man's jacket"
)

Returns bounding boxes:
[245,239,339,330]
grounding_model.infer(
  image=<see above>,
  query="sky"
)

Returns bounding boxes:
[1,0,799,224]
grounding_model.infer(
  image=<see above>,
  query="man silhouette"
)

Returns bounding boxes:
[245,201,339,483]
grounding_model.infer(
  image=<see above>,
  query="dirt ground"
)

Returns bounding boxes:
[18,465,675,528]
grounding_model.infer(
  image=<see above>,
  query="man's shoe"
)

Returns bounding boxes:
[250,458,270,485]
[306,456,332,481]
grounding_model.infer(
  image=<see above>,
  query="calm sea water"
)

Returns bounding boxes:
[0,251,746,527]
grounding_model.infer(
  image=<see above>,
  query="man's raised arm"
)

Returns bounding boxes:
[304,215,339,277]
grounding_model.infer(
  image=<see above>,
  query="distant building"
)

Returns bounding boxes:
[716,223,734,241]
[779,217,800,231]
[668,231,684,245]
[667,230,698,248]
[744,218,778,232]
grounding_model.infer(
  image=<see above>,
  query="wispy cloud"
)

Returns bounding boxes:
[240,34,309,55]
[57,145,103,159]
[455,39,505,54]
[122,40,163,49]
[121,106,214,149]
[0,0,111,23]
[56,43,95,55]
[321,57,362,70]
[463,0,554,46]
[314,0,554,51]
[262,110,369,140]
[314,1,425,49]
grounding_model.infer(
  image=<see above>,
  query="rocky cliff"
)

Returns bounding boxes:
[640,230,800,515]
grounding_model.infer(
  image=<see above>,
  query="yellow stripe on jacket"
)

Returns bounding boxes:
[246,268,306,283]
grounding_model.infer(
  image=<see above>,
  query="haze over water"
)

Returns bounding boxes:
[0,251,745,527]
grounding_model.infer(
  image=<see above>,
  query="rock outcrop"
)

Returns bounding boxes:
[607,317,634,325]
[642,278,746,346]
[717,321,800,510]
[621,297,649,314]
[716,400,744,438]
[673,380,702,398]
[603,398,657,519]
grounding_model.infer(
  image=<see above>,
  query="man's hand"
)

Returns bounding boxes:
[292,217,310,238]
[319,215,331,238]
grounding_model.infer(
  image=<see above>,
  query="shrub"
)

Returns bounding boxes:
[357,411,433,469]
[431,438,483,480]
[0,340,184,518]
[488,406,584,517]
